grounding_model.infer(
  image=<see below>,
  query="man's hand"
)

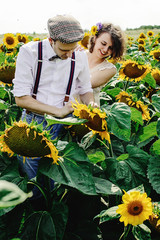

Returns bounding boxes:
[89,101,99,108]
[57,102,74,118]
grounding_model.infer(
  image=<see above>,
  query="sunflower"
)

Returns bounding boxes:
[119,59,151,82]
[0,44,5,52]
[145,86,160,100]
[127,36,134,41]
[137,38,146,45]
[3,33,18,49]
[139,32,147,39]
[156,34,160,43]
[149,214,160,232]
[72,101,110,142]
[135,100,151,121]
[0,63,16,85]
[0,120,60,164]
[152,40,159,48]
[150,49,160,61]
[16,33,29,44]
[91,25,98,35]
[138,44,146,52]
[33,37,41,41]
[78,32,91,49]
[151,68,160,85]
[116,191,152,226]
[147,31,154,37]
[149,203,160,232]
[116,91,150,121]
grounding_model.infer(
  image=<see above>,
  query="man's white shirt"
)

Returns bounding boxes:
[12,38,92,108]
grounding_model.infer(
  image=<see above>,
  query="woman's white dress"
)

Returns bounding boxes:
[90,59,116,106]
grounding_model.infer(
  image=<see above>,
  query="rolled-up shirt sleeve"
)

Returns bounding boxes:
[76,51,93,95]
[12,45,35,97]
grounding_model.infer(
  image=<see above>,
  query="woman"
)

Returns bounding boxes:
[80,23,125,106]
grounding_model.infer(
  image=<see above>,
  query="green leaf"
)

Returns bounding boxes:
[157,118,160,138]
[127,185,145,194]
[4,105,22,123]
[50,202,68,240]
[88,151,105,164]
[0,87,7,99]
[116,154,129,161]
[143,73,156,88]
[94,206,119,224]
[107,102,131,141]
[0,180,32,208]
[80,131,97,150]
[93,177,122,195]
[152,139,160,155]
[105,88,121,97]
[45,115,87,127]
[0,100,8,110]
[20,211,56,240]
[151,94,160,112]
[132,224,151,240]
[138,121,157,143]
[105,145,150,191]
[130,107,143,125]
[0,159,29,204]
[39,142,97,195]
[0,204,24,239]
[148,156,160,194]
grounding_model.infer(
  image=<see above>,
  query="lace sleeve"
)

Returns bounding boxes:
[98,60,116,71]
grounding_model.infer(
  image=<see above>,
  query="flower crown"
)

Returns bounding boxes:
[91,22,102,36]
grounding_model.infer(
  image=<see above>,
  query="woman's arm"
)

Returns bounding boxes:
[91,67,117,89]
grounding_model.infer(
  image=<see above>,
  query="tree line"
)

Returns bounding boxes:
[126,25,160,30]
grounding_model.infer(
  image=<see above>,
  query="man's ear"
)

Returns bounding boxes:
[48,37,52,44]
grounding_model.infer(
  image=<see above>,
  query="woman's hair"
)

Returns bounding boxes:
[88,23,126,59]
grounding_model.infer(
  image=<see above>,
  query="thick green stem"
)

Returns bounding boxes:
[108,141,114,157]
[97,138,113,157]
[28,181,49,208]
[119,225,131,240]
[124,80,129,91]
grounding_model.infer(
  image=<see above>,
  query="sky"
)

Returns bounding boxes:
[1,0,160,34]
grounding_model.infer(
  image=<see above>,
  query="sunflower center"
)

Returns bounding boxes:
[128,200,143,216]
[17,36,22,42]
[138,40,144,44]
[153,73,160,83]
[123,63,146,78]
[86,113,104,131]
[81,36,89,49]
[4,125,51,157]
[21,36,27,43]
[6,37,14,45]
[118,96,130,104]
[138,45,145,52]
[0,65,15,84]
[154,52,160,61]
[80,109,90,119]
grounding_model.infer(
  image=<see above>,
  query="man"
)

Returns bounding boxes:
[12,15,96,197]
[13,14,95,123]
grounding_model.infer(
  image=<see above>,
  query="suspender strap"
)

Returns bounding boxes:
[32,41,43,99]
[63,52,75,104]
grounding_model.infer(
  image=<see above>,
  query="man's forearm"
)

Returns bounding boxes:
[80,92,95,105]
[15,95,73,118]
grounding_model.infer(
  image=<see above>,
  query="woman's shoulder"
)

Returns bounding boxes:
[98,59,116,71]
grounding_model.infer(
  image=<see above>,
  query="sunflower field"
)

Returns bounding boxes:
[0,30,160,240]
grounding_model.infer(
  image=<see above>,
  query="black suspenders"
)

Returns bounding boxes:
[32,41,76,105]
[64,51,75,104]
[32,41,43,99]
